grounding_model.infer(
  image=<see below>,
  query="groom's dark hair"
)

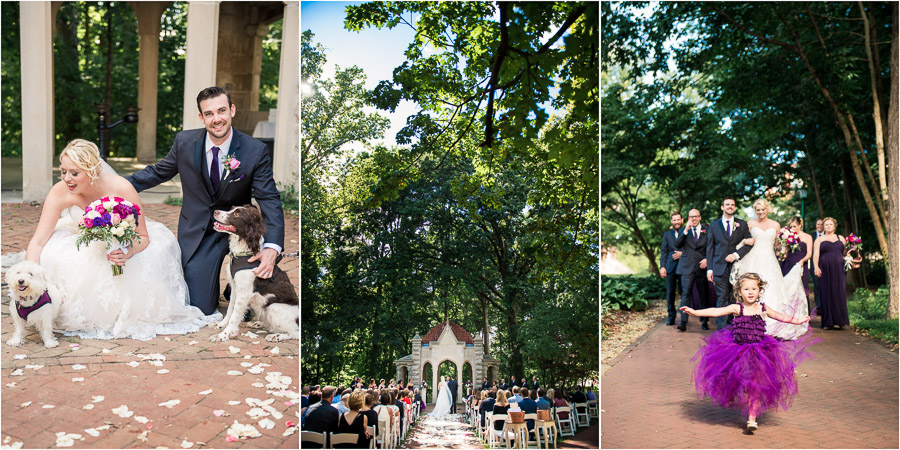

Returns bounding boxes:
[722,196,736,206]
[196,86,233,112]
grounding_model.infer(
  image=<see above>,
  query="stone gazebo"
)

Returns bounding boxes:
[394,321,500,404]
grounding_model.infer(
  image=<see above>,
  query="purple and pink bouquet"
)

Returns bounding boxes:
[846,233,862,252]
[843,233,863,271]
[775,226,801,262]
[75,196,142,276]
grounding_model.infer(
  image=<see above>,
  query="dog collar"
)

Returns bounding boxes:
[16,290,52,320]
[231,252,253,258]
[230,255,261,278]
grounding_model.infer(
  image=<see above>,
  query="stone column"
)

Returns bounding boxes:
[273,1,299,188]
[182,1,220,130]
[20,2,54,202]
[432,367,439,406]
[131,2,171,162]
[456,362,463,404]
[411,334,422,384]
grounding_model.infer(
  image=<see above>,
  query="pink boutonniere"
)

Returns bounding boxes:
[222,155,240,178]
[734,222,741,228]
[700,229,707,234]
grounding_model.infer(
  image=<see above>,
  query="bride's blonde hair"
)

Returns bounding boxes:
[752,198,772,215]
[59,139,103,183]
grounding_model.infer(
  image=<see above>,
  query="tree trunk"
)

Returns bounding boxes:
[481,294,491,355]
[887,2,899,319]
[105,3,113,109]
[858,2,888,205]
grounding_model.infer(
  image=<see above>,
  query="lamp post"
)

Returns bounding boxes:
[799,188,808,222]
[95,104,139,160]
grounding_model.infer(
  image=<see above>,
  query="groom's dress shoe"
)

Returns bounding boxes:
[702,323,710,330]
[677,324,686,332]
[666,320,675,326]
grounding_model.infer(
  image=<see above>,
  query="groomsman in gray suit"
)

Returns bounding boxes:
[659,211,684,326]
[811,218,824,316]
[705,197,754,329]
[675,209,710,331]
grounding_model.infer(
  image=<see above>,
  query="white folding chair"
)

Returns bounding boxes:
[376,418,388,449]
[366,425,376,449]
[329,433,359,448]
[555,407,575,437]
[391,409,401,447]
[301,431,327,448]
[574,402,590,427]
[489,414,515,448]
[587,399,598,419]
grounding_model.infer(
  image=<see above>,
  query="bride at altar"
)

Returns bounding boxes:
[429,376,453,417]
[732,199,809,340]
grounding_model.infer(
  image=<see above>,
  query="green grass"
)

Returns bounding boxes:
[279,183,299,216]
[163,196,183,207]
[847,286,897,347]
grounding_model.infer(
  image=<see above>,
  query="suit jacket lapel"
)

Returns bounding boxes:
[213,131,243,203]
[195,137,214,195]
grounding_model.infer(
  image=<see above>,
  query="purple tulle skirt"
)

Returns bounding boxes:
[690,327,820,416]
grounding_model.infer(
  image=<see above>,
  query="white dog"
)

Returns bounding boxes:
[5,260,63,348]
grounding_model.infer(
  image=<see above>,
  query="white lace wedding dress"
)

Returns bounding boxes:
[732,227,809,340]
[40,204,219,340]
[429,381,452,418]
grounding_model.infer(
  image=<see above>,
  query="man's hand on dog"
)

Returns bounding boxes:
[249,248,278,279]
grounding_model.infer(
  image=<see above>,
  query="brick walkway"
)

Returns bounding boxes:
[1,203,299,449]
[601,316,898,448]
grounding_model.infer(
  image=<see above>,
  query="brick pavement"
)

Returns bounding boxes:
[1,203,299,449]
[601,316,898,448]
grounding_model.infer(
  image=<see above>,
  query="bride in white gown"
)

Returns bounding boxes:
[429,376,453,418]
[25,139,218,340]
[732,199,809,340]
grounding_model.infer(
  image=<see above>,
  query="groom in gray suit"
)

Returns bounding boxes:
[705,197,753,329]
[127,87,285,315]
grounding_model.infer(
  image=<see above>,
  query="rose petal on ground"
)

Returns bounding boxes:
[225,436,237,443]
[101,348,111,354]
[147,423,153,430]
[72,364,86,370]
[24,365,43,370]
[112,405,133,418]
[252,341,260,345]
[227,371,242,376]
[240,362,253,367]
[84,428,99,437]
[257,418,275,430]
[243,355,252,359]
[227,401,241,406]
[20,401,32,408]
[72,377,84,382]
[82,404,95,410]
[228,346,240,354]
[213,410,224,417]
[158,399,181,408]
[149,361,163,367]
[137,430,149,443]
[188,340,198,345]
[262,405,282,420]
[242,331,258,338]
[157,369,170,374]
[269,346,280,355]
[95,425,110,431]
[91,395,105,403]
[283,427,297,437]
[246,408,269,419]
[286,421,296,428]
[43,405,55,409]
[6,382,17,387]
[251,382,264,388]
[134,416,149,424]
[164,337,171,342]
[285,401,295,407]
[13,354,26,360]
[127,361,140,368]
[247,365,264,375]
[55,432,82,447]
[69,343,79,348]
[198,389,213,395]
[226,420,261,439]
[180,440,193,448]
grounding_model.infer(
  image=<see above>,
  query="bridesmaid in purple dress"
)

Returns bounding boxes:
[780,217,813,298]
[813,217,849,329]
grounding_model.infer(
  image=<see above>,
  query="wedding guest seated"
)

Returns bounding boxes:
[336,393,351,414]
[586,386,597,401]
[510,386,523,403]
[394,389,406,431]
[553,389,572,420]
[302,386,310,409]
[519,388,538,432]
[376,391,395,433]
[479,390,497,428]
[333,386,346,405]
[336,391,370,448]
[492,391,511,431]
[360,391,379,447]
[302,390,322,429]
[535,388,551,410]
[304,386,339,447]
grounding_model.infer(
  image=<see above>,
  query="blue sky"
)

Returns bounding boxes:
[301,1,420,149]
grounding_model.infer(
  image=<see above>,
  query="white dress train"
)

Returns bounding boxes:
[732,227,809,340]
[41,205,220,340]
[429,381,452,417]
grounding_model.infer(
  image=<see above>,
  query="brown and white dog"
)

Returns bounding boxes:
[210,205,298,342]
[5,260,63,348]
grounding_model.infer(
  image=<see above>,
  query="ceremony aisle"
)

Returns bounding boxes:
[402,414,480,449]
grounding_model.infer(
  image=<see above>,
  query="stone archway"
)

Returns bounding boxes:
[422,362,433,403]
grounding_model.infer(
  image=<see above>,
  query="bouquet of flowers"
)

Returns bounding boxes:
[775,226,801,262]
[844,233,863,271]
[75,196,142,276]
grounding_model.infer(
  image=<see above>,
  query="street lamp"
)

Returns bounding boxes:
[95,104,139,160]
[799,188,808,222]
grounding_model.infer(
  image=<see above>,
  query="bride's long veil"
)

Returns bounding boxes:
[99,159,118,176]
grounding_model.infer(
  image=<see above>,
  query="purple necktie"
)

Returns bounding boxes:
[210,146,220,191]
[694,228,698,242]
[726,221,731,237]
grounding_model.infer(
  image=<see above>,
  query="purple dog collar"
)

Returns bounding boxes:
[16,290,52,320]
